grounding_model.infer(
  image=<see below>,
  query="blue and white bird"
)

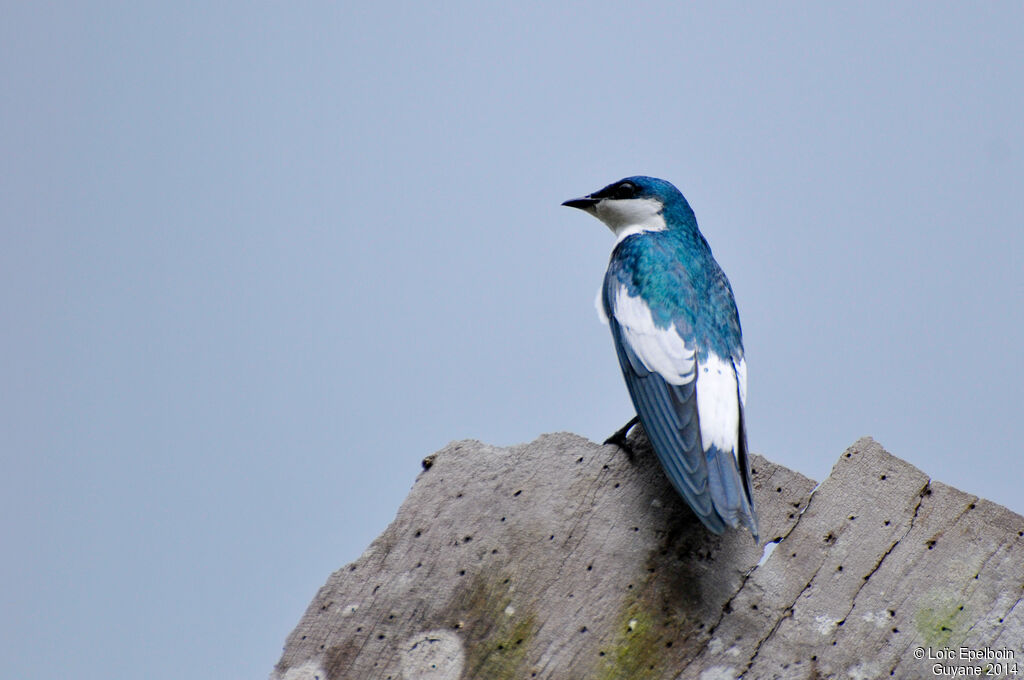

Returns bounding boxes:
[563,176,759,541]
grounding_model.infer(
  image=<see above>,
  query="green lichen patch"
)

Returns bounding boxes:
[469,610,537,680]
[914,594,970,648]
[448,571,539,680]
[597,603,665,680]
[596,543,711,680]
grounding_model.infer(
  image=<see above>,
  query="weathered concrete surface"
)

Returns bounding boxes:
[272,434,1024,680]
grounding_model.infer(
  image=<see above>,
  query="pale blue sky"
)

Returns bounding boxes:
[2,3,1022,679]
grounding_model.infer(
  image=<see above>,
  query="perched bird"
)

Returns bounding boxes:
[563,176,759,541]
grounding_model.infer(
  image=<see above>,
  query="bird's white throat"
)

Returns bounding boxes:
[593,197,667,242]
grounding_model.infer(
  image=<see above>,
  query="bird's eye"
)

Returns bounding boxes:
[613,182,636,199]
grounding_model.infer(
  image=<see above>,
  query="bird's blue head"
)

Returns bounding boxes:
[562,176,696,240]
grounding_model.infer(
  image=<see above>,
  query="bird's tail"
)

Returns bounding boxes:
[706,443,760,542]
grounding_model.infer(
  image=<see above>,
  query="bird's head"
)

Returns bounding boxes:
[562,176,693,240]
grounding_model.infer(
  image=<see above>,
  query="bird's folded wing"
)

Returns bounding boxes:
[607,282,723,531]
[608,281,757,537]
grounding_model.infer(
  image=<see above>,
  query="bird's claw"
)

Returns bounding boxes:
[604,416,640,461]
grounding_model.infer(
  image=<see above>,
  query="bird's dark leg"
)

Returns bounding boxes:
[604,415,640,460]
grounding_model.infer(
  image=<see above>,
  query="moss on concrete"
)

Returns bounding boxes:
[914,593,969,648]
[597,602,666,680]
[452,571,539,680]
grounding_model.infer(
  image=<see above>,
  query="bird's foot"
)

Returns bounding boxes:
[603,416,640,461]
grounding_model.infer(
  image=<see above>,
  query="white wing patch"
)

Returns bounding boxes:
[734,357,747,407]
[696,352,741,453]
[612,285,695,386]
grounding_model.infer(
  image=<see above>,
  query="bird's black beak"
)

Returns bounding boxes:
[562,196,599,210]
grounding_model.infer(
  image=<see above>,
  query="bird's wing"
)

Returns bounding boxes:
[606,274,758,539]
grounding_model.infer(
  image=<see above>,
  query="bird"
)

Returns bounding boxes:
[562,176,759,541]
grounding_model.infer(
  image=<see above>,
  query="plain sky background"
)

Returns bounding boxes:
[2,3,1022,679]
